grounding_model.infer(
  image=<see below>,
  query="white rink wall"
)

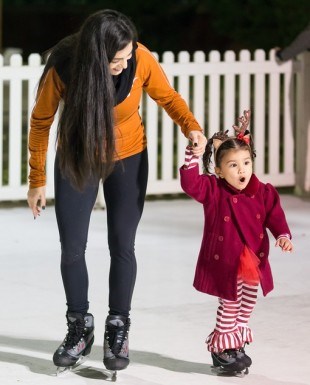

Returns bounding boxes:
[0,50,310,202]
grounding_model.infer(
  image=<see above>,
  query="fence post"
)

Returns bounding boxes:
[295,52,310,195]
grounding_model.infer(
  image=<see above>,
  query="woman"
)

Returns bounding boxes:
[27,9,206,372]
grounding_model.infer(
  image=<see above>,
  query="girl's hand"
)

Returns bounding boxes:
[184,145,199,169]
[27,186,46,219]
[275,237,293,252]
[188,131,207,156]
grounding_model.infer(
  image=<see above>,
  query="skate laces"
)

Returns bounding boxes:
[106,322,129,355]
[213,349,237,365]
[224,349,238,357]
[64,318,85,348]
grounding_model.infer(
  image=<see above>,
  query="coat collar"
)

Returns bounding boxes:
[219,174,261,196]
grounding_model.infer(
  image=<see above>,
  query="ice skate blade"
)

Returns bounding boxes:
[102,370,117,382]
[55,355,87,376]
[211,365,247,377]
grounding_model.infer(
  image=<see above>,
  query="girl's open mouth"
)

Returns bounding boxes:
[240,177,246,183]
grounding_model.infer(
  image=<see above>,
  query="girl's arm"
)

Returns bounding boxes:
[264,183,293,248]
[180,146,216,203]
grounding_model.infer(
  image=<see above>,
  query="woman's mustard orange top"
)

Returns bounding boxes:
[28,43,202,188]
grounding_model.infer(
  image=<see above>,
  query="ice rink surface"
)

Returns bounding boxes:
[0,194,309,385]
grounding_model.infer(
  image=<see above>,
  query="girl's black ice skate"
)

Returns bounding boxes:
[236,346,252,373]
[237,348,252,371]
[103,315,130,374]
[53,312,94,373]
[211,349,246,376]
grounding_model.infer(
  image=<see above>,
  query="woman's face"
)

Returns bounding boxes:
[109,42,133,76]
[215,148,253,190]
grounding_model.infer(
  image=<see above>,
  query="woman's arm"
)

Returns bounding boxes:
[28,67,64,188]
[137,44,207,154]
[27,67,64,217]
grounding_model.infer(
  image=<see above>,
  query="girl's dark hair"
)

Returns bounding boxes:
[38,9,138,190]
[202,131,256,174]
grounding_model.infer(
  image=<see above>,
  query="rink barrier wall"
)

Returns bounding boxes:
[0,50,309,204]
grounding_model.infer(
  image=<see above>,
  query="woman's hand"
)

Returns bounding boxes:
[188,130,207,156]
[27,186,46,219]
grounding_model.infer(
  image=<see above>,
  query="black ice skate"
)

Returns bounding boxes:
[236,346,252,373]
[103,315,130,376]
[53,312,94,374]
[211,349,247,377]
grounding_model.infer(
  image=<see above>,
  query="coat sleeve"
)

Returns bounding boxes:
[137,44,202,137]
[264,183,292,239]
[28,67,64,188]
[179,165,217,203]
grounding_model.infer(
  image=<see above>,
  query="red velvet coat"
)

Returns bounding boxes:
[180,166,292,301]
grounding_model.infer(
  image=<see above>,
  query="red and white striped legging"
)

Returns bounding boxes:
[206,279,259,353]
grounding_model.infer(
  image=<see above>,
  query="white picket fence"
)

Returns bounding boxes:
[0,49,309,202]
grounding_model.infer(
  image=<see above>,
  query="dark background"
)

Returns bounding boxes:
[2,0,310,59]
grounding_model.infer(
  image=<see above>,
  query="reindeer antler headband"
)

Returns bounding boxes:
[213,109,252,152]
[232,109,251,144]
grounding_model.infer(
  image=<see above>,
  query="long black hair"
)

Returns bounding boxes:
[38,9,138,190]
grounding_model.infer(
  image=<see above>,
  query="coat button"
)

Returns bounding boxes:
[218,235,224,241]
[214,254,220,260]
[259,233,264,239]
[259,252,265,257]
[256,213,261,219]
[232,197,238,203]
[224,216,230,222]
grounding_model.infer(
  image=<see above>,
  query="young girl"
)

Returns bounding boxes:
[180,110,293,374]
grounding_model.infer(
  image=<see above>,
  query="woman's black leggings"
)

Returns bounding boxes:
[54,149,148,317]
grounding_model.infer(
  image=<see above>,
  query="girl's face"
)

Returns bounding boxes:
[215,148,253,190]
[109,42,133,76]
